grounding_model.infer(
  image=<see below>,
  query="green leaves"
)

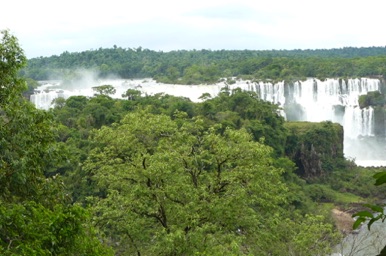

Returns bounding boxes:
[0,30,113,255]
[0,30,27,102]
[352,204,386,230]
[0,201,113,255]
[373,171,386,186]
[352,211,373,230]
[363,203,384,213]
[86,110,288,254]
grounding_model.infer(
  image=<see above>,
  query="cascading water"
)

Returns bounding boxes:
[251,78,383,165]
[30,90,66,110]
[30,77,385,166]
[245,78,380,136]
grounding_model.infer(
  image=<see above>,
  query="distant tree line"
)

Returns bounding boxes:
[22,46,386,84]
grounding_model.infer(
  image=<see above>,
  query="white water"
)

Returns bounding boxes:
[332,217,386,256]
[30,77,386,166]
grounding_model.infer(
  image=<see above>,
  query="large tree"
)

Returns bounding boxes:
[85,110,338,255]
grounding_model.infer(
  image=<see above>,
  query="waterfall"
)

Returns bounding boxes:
[30,77,384,164]
[343,106,374,138]
[234,78,380,139]
[249,78,380,138]
[250,78,383,165]
[255,81,285,105]
[30,90,68,110]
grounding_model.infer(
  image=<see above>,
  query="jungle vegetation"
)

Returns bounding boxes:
[22,45,386,85]
[2,29,386,255]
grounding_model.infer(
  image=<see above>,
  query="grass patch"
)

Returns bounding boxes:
[334,191,364,205]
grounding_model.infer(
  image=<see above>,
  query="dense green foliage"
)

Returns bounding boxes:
[0,30,112,255]
[4,30,386,255]
[46,85,353,254]
[22,46,386,84]
[50,85,371,253]
[87,111,288,254]
[358,91,386,109]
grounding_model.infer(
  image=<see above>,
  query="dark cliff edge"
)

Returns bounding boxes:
[285,121,345,178]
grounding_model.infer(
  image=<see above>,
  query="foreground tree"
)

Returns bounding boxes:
[85,110,338,255]
[85,110,286,254]
[0,30,112,255]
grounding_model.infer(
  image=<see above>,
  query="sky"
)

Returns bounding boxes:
[2,0,386,58]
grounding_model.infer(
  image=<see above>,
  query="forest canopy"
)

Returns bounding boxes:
[22,46,386,84]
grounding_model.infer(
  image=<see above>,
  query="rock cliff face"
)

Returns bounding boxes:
[285,121,344,178]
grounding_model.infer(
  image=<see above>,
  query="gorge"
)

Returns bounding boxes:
[30,77,386,166]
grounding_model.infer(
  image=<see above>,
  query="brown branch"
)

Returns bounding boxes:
[146,178,152,188]
[127,232,141,256]
[214,181,230,194]
[142,157,146,170]
[165,193,185,206]
[132,208,165,228]
[158,204,169,233]
[183,158,198,188]
[216,158,228,179]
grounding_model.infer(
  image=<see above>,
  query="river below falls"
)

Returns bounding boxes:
[332,218,386,256]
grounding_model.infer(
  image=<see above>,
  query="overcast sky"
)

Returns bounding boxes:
[2,0,386,58]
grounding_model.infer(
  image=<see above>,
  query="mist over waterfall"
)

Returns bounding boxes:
[30,77,386,166]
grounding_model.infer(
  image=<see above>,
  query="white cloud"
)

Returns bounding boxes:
[1,0,386,57]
